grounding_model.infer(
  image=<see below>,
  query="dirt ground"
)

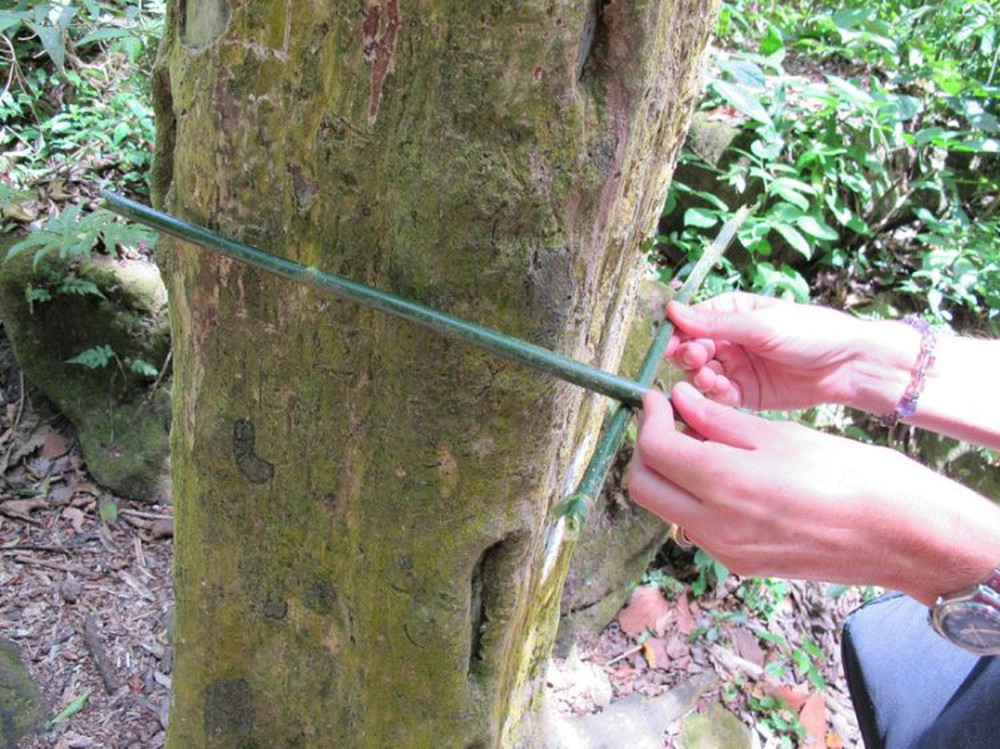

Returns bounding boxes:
[1,341,862,748]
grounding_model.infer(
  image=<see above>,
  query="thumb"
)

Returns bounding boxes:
[670,381,764,450]
[667,300,771,349]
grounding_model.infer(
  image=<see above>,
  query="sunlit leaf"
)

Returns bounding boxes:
[795,215,839,241]
[710,79,773,126]
[772,223,812,258]
[684,207,719,229]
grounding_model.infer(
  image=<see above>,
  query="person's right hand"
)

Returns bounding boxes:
[666,292,875,411]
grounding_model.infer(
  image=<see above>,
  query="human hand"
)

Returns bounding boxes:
[665,292,870,410]
[626,384,1000,605]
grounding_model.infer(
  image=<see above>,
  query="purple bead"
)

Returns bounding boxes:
[898,396,918,418]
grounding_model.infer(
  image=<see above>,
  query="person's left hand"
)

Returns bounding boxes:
[626,383,1000,605]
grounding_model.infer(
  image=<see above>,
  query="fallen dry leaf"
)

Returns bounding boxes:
[642,636,671,669]
[674,589,697,635]
[665,632,688,660]
[618,585,671,637]
[763,678,810,711]
[727,625,766,668]
[40,430,70,459]
[62,506,87,534]
[799,692,827,746]
[0,497,47,521]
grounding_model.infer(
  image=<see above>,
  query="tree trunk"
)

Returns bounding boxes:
[152,1,717,747]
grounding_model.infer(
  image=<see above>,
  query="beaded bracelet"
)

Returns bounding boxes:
[879,315,936,428]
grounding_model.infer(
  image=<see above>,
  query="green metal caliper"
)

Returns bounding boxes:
[102,190,743,521]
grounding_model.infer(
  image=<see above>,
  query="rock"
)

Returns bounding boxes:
[679,701,756,749]
[542,672,718,749]
[0,637,48,748]
[659,112,759,239]
[0,243,171,502]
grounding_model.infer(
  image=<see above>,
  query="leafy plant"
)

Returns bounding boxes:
[747,688,806,747]
[68,344,158,379]
[735,576,789,622]
[656,0,1000,330]
[1,1,163,201]
[6,204,156,269]
[690,547,730,597]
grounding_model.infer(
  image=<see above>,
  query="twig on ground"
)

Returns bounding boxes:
[83,614,122,695]
[606,644,644,666]
[0,543,71,555]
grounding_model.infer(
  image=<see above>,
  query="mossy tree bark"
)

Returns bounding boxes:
[153,1,717,746]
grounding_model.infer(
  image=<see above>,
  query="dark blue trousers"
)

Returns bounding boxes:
[842,592,1000,748]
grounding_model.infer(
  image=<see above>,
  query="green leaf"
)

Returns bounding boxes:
[77,27,135,47]
[772,223,812,258]
[126,358,159,378]
[99,498,119,524]
[57,278,105,298]
[683,207,719,229]
[825,75,874,107]
[716,57,767,89]
[710,79,773,126]
[759,23,784,56]
[47,689,91,729]
[795,215,839,241]
[26,21,66,72]
[674,183,730,211]
[769,180,813,211]
[24,285,53,304]
[0,10,30,36]
[66,345,116,370]
[948,97,1000,134]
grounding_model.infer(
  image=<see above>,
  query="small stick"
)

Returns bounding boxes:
[0,543,71,555]
[606,643,644,666]
[119,508,173,521]
[83,615,121,694]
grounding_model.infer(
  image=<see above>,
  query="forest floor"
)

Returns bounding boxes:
[1,330,863,749]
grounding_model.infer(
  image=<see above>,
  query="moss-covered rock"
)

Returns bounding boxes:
[679,702,755,749]
[0,247,171,501]
[0,638,48,748]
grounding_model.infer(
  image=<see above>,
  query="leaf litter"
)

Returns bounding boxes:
[2,330,863,748]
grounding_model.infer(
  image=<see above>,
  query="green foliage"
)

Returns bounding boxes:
[6,204,156,269]
[0,1,163,72]
[66,343,115,369]
[67,344,158,380]
[735,576,788,622]
[99,496,118,523]
[45,688,90,729]
[1,1,163,200]
[746,688,806,747]
[691,547,730,597]
[656,0,1000,329]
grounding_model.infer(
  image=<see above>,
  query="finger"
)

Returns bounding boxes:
[706,373,740,407]
[667,299,774,349]
[626,453,706,528]
[634,392,728,493]
[670,381,767,450]
[689,367,740,407]
[692,365,719,393]
[639,388,676,429]
[672,340,714,371]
